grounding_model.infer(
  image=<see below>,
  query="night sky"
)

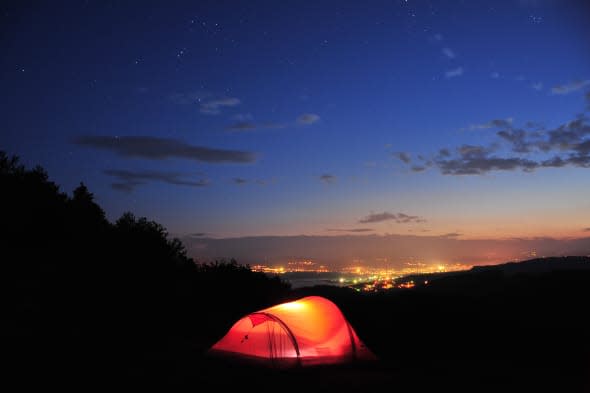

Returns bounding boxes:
[2,1,590,265]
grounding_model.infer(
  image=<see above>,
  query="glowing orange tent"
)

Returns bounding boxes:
[209,296,375,367]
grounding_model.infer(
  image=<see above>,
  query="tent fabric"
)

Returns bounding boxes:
[209,296,375,367]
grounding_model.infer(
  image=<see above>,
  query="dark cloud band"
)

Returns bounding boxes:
[359,212,426,224]
[105,168,209,192]
[74,136,257,163]
[400,113,590,176]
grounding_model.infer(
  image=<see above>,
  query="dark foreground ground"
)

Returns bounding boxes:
[191,357,587,393]
[188,269,590,393]
[84,267,590,392]
[8,264,590,392]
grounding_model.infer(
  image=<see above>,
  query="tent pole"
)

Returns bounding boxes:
[345,321,357,361]
[253,312,301,366]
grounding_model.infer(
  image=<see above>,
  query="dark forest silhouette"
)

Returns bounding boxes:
[3,150,590,391]
[2,151,290,387]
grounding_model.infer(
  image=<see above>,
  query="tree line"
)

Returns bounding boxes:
[1,151,290,385]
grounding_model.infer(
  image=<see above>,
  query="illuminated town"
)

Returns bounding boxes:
[250,260,330,274]
[250,259,472,292]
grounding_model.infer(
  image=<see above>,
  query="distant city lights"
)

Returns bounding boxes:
[250,259,472,293]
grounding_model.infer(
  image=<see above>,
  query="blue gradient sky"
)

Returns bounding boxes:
[2,1,590,253]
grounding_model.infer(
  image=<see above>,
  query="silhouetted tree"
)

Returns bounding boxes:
[69,182,108,225]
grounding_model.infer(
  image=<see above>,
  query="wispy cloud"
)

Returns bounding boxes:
[467,118,513,130]
[297,113,320,125]
[445,67,464,79]
[189,233,208,237]
[105,169,209,192]
[497,129,532,153]
[225,121,287,132]
[170,92,242,116]
[491,72,500,79]
[319,174,336,184]
[435,144,538,175]
[584,227,590,232]
[394,152,411,164]
[433,33,443,41]
[531,82,543,91]
[359,212,426,224]
[326,228,374,233]
[551,80,590,95]
[438,148,451,158]
[442,47,455,59]
[231,177,271,186]
[226,122,257,131]
[538,116,590,152]
[111,181,142,192]
[439,232,462,238]
[430,114,590,175]
[200,97,241,114]
[233,177,248,185]
[74,136,257,163]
